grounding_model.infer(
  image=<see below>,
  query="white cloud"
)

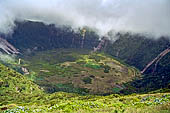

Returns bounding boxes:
[0,0,170,37]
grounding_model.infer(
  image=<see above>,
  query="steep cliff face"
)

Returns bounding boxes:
[105,34,170,70]
[122,52,170,94]
[7,21,100,54]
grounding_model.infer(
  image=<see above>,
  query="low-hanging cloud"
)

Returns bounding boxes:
[0,0,170,37]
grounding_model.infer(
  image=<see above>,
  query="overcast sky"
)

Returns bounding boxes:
[0,0,170,37]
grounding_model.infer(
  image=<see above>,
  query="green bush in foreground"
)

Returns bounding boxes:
[1,92,170,113]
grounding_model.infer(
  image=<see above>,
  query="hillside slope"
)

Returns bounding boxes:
[105,33,170,70]
[0,63,170,113]
[21,48,140,95]
[124,52,170,93]
[0,63,43,106]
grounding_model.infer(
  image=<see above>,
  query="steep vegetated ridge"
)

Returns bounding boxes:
[105,33,170,70]
[7,21,100,53]
[123,51,170,94]
[0,63,43,105]
[105,34,170,93]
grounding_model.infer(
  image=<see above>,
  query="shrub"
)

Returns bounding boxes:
[82,77,92,84]
[112,87,121,93]
[101,65,111,73]
[84,63,101,69]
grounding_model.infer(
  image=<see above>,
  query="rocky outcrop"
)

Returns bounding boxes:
[93,37,108,52]
[0,37,19,54]
[21,67,29,75]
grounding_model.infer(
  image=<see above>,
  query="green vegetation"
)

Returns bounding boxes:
[0,50,169,113]
[105,34,170,93]
[82,77,92,84]
[0,63,43,105]
[1,20,169,113]
[1,87,170,113]
[20,49,139,94]
[120,52,170,94]
[106,34,170,70]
